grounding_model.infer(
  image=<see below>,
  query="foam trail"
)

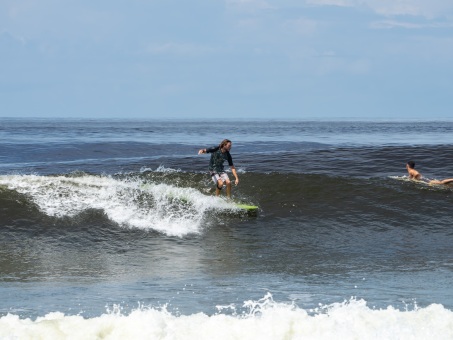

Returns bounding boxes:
[0,174,234,236]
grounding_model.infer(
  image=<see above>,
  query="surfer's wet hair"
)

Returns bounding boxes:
[219,139,231,148]
[407,161,415,169]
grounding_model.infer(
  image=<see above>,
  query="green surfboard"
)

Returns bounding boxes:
[234,203,259,212]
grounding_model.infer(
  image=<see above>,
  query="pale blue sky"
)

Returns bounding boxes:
[1,0,453,120]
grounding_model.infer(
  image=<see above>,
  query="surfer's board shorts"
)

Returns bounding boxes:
[211,172,229,186]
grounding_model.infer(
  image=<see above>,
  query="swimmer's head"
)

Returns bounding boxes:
[407,161,415,169]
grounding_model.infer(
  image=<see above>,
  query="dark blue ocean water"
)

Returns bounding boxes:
[1,119,453,339]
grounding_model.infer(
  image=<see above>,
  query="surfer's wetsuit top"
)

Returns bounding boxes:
[206,146,234,174]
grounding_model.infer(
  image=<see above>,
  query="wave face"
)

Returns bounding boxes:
[2,169,452,236]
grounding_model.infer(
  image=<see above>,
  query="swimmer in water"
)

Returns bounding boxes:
[406,161,453,185]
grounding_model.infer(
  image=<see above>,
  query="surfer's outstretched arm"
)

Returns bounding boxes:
[231,166,239,186]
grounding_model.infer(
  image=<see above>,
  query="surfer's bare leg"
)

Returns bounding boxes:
[225,179,231,198]
[429,178,453,185]
[216,179,224,196]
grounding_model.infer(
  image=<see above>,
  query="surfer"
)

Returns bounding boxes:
[198,139,239,197]
[406,161,453,185]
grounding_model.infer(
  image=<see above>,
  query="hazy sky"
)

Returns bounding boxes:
[1,0,453,120]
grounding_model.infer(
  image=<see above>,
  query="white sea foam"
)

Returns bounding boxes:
[0,174,235,237]
[140,165,182,173]
[0,295,452,340]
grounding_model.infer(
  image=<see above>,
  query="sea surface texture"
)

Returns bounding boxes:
[1,119,453,339]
